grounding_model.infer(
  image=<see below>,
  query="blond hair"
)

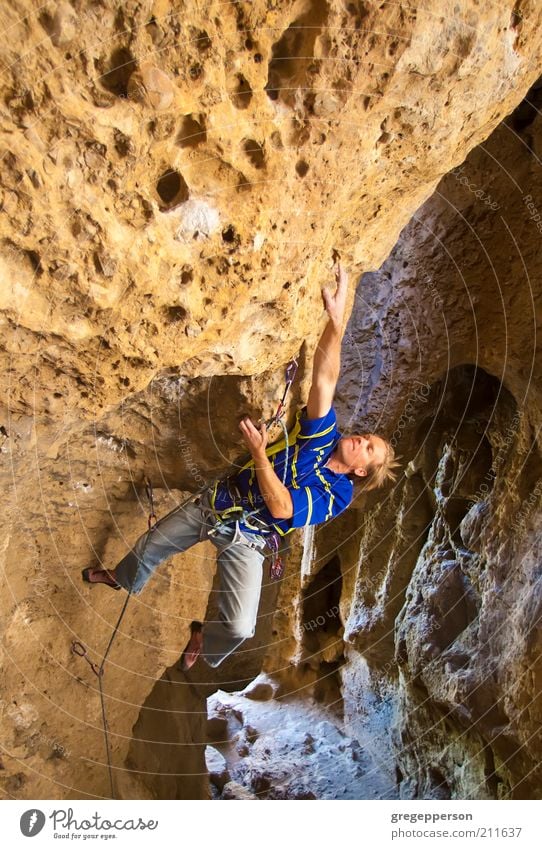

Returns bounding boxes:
[350,437,402,493]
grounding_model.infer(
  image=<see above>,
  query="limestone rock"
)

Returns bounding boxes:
[221,780,258,800]
[242,674,277,701]
[127,63,176,111]
[205,746,230,791]
[49,2,78,47]
[207,713,228,742]
[1,0,541,422]
[1,0,542,803]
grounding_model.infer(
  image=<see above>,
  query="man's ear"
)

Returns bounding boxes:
[353,467,367,477]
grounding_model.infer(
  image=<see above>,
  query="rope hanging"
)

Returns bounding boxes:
[71,476,187,799]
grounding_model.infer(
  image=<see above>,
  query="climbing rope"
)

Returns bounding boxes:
[71,358,298,798]
[71,476,183,799]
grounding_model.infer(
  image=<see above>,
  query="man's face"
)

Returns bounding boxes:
[336,433,388,476]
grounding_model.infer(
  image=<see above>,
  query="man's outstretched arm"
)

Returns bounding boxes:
[306,262,349,419]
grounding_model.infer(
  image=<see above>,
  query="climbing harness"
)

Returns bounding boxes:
[71,359,298,797]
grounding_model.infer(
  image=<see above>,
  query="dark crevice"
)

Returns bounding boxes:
[265,1,329,105]
[231,74,253,109]
[505,73,542,134]
[301,555,342,656]
[97,48,136,98]
[177,114,206,148]
[243,138,265,169]
[156,169,189,210]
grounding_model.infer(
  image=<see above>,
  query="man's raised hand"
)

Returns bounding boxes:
[239,416,269,459]
[322,261,349,328]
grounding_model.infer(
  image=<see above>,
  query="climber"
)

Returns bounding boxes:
[81,261,400,670]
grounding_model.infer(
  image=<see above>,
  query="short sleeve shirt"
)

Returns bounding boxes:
[212,406,354,536]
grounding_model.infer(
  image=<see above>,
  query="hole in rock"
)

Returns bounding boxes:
[177,115,206,148]
[164,306,188,323]
[265,0,329,105]
[145,16,160,41]
[180,267,194,285]
[98,48,136,97]
[243,139,265,169]
[26,250,43,276]
[428,767,452,799]
[231,74,253,109]
[295,159,309,177]
[414,365,513,529]
[222,225,237,243]
[506,73,542,133]
[114,129,133,157]
[194,29,212,51]
[270,131,283,149]
[345,1,370,28]
[189,63,203,81]
[156,169,189,210]
[510,7,523,29]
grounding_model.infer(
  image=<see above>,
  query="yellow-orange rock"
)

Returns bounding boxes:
[1,0,542,801]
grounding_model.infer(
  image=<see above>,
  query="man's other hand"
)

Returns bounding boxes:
[322,261,348,327]
[239,416,269,458]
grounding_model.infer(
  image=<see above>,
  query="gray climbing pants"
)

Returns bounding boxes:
[114,489,268,668]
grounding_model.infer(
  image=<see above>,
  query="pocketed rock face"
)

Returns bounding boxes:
[1,0,542,424]
[2,1,542,801]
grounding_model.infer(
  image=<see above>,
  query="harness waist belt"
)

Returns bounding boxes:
[210,478,273,536]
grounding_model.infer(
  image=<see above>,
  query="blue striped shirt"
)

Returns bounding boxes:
[211,407,354,536]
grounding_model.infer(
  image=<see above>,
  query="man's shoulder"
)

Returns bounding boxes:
[307,466,353,496]
[297,405,338,439]
[302,468,353,522]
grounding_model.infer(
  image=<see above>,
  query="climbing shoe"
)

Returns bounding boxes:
[81,567,122,591]
[180,621,203,671]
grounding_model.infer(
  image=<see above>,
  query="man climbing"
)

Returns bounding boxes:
[82,262,400,670]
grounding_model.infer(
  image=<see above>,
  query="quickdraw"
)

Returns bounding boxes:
[145,476,158,529]
[71,640,102,678]
[267,532,285,582]
[265,357,298,429]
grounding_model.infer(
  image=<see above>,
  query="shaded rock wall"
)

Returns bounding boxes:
[1,1,542,800]
[262,83,542,800]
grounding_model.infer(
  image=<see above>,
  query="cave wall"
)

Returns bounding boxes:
[2,0,542,799]
[262,84,542,799]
